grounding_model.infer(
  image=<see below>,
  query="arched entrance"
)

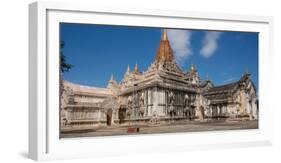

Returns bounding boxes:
[106,109,113,126]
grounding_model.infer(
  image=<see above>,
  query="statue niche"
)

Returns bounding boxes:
[126,95,133,118]
[183,94,190,117]
[183,94,196,119]
[167,91,176,117]
[138,92,145,118]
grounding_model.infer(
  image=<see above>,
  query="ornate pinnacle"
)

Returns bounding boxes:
[126,65,130,73]
[162,29,168,41]
[134,62,139,73]
[155,29,174,63]
[110,73,114,81]
[107,73,118,89]
[191,64,195,71]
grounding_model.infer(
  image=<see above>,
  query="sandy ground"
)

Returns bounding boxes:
[60,120,258,138]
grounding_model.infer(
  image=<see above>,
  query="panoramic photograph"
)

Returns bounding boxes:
[59,23,259,138]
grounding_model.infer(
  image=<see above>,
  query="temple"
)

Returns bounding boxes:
[60,30,258,130]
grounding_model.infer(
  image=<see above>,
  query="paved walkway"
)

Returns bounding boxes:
[60,120,258,138]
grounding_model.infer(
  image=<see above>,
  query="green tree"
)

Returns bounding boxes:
[60,41,73,73]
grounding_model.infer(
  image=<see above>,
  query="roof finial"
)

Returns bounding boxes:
[155,29,174,63]
[206,73,209,81]
[162,29,168,41]
[191,63,195,71]
[126,65,130,73]
[110,73,114,81]
[134,62,139,73]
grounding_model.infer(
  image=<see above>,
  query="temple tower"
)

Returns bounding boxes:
[155,29,174,63]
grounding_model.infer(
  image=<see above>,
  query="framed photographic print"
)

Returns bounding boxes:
[29,1,274,161]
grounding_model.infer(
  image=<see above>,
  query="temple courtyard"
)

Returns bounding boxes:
[60,120,258,138]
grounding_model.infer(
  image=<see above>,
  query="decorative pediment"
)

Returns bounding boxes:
[101,97,120,111]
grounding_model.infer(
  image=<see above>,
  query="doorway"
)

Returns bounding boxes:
[118,108,126,124]
[106,109,113,126]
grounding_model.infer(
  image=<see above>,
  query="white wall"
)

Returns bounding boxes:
[0,0,280,162]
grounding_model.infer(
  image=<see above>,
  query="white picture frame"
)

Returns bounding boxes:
[29,1,274,161]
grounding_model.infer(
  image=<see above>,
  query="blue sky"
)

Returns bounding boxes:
[60,23,258,90]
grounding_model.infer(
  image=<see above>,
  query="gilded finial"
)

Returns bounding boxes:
[162,29,168,41]
[155,28,174,63]
[134,62,139,73]
[110,73,114,81]
[191,64,195,71]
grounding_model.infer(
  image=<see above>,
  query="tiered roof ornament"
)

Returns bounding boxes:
[191,64,195,72]
[126,65,130,73]
[110,74,114,81]
[134,62,139,73]
[107,74,118,88]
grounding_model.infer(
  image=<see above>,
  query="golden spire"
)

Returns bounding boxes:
[162,29,168,40]
[155,29,174,63]
[134,62,139,73]
[191,64,195,71]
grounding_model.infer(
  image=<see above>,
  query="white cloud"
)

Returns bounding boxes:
[167,29,192,65]
[200,31,222,58]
